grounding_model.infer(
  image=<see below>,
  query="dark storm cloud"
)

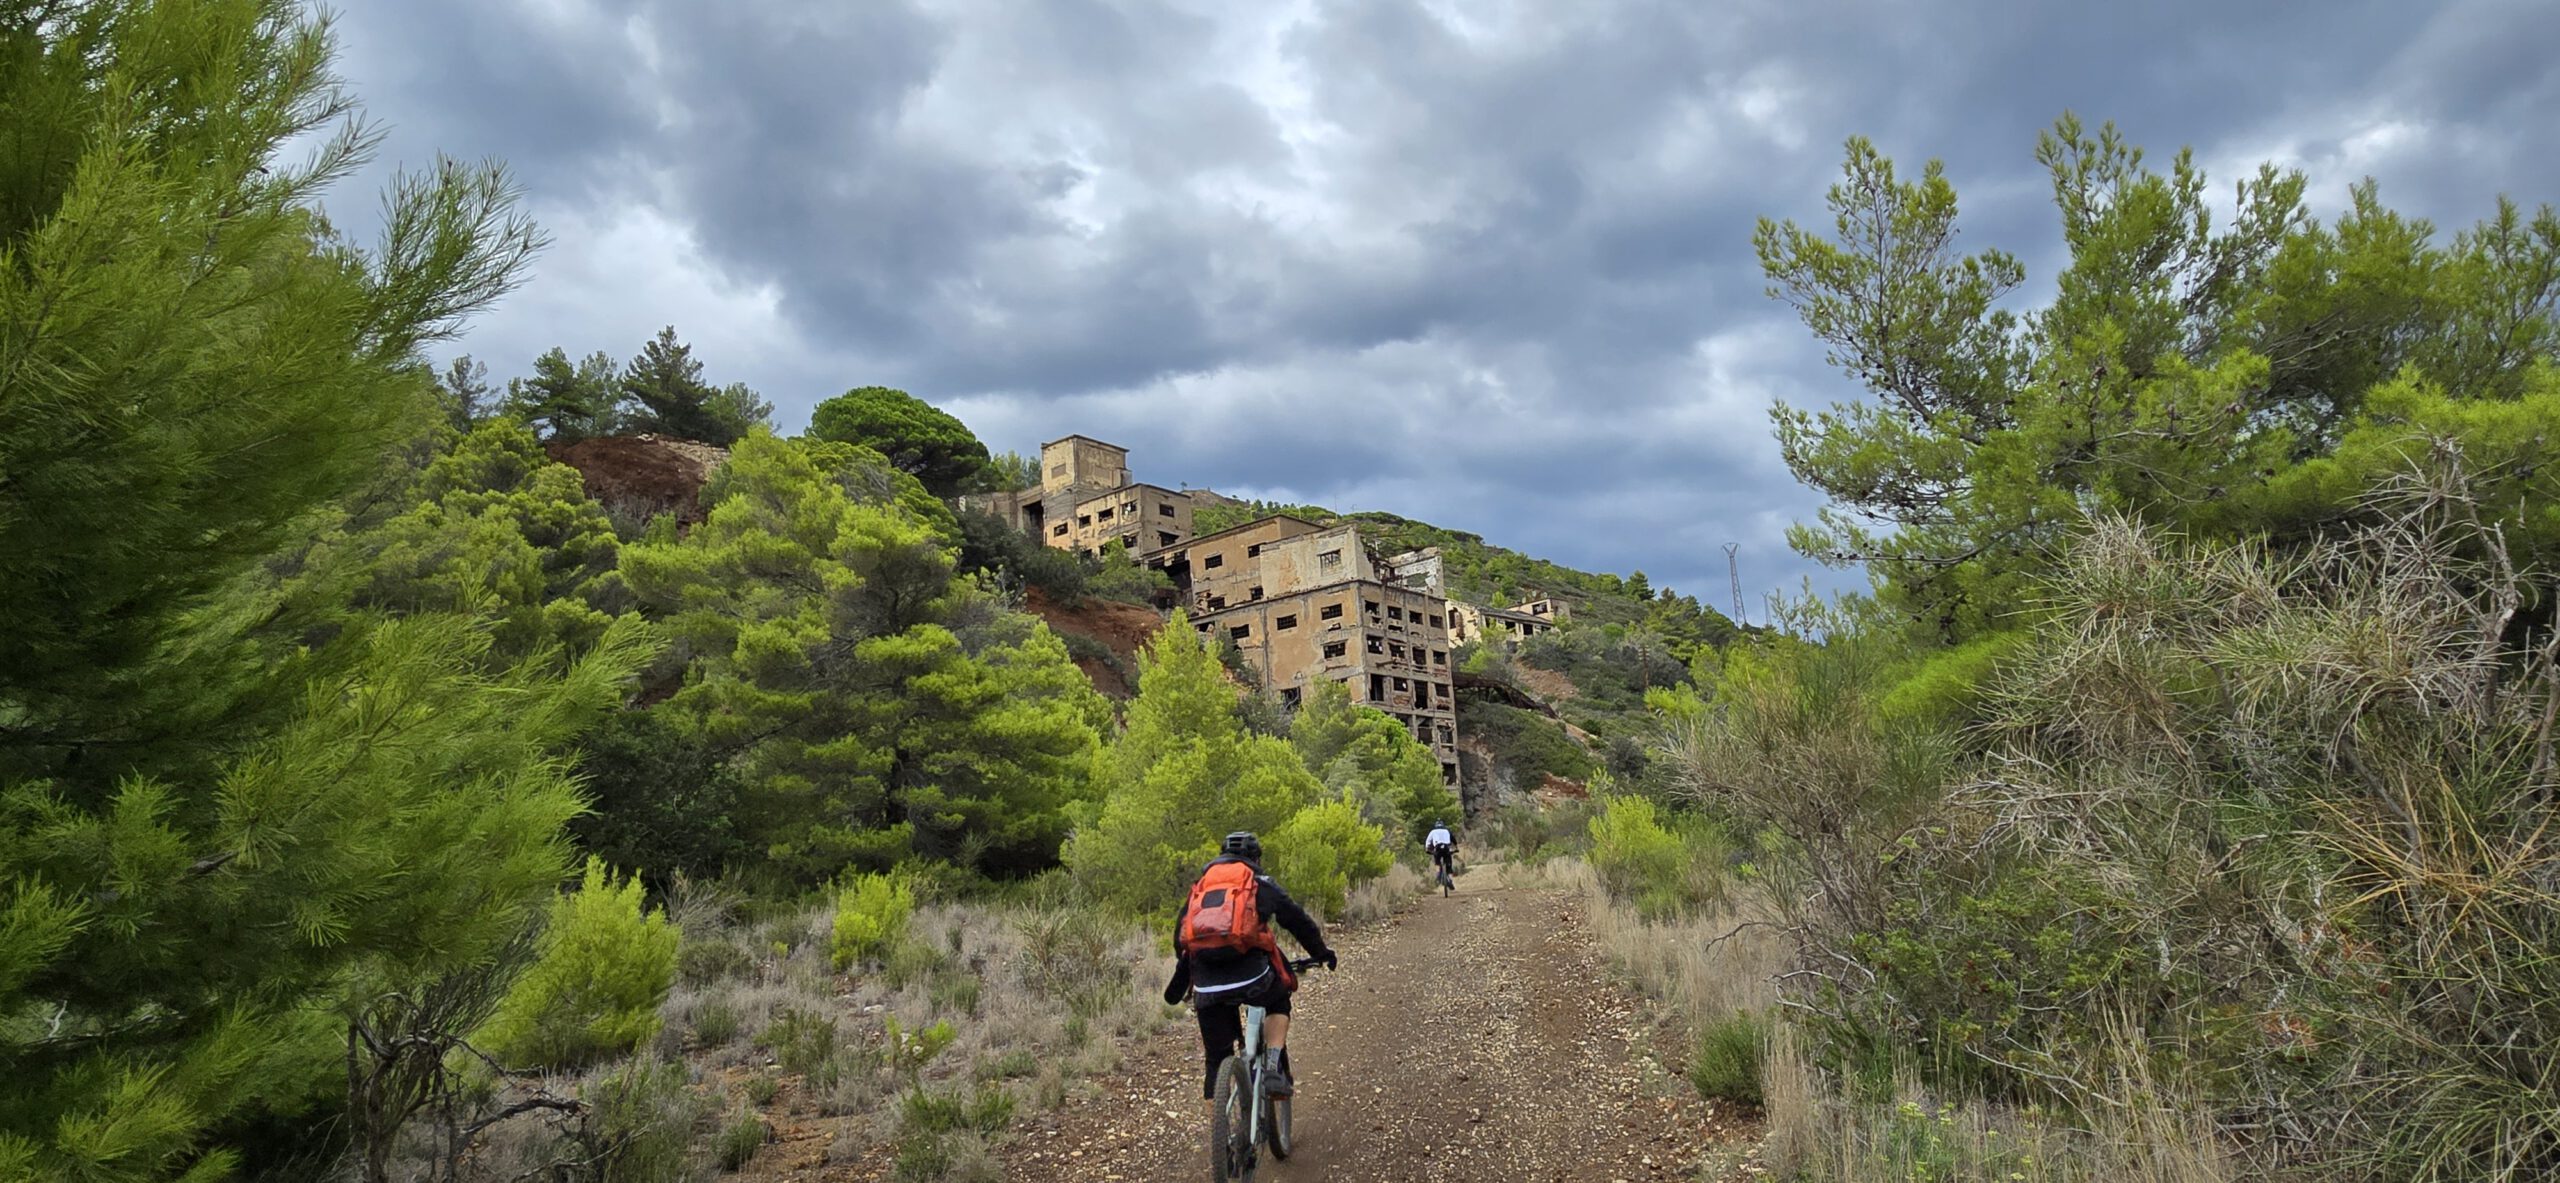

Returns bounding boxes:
[330,0,2560,609]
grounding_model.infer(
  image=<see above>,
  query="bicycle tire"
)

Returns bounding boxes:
[1210,1058,1251,1181]
[1268,1092,1292,1159]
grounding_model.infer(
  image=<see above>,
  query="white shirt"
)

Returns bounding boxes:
[1425,827,1453,849]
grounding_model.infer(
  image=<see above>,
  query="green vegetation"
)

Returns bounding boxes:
[808,385,999,498]
[477,858,682,1069]
[494,327,772,445]
[832,872,919,970]
[1638,118,2560,1181]
[1066,613,1394,917]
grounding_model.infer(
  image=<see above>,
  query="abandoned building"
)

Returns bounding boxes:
[1146,516,1461,783]
[962,435,1197,557]
[1383,546,1568,647]
[972,436,1471,783]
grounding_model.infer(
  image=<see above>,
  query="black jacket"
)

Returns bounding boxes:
[1163,856,1330,1003]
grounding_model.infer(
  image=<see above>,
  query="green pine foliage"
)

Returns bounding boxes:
[1067,614,1391,914]
[623,432,1108,884]
[831,872,917,970]
[1288,680,1459,847]
[1756,115,2560,642]
[807,385,997,498]
[0,4,660,1177]
[477,858,682,1070]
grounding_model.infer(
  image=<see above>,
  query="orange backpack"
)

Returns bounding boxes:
[1180,860,1276,962]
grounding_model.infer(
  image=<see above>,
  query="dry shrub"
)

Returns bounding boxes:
[1344,860,1427,924]
[1676,481,2560,1180]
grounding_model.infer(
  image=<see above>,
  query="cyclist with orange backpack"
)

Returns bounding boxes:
[1162,831,1337,1111]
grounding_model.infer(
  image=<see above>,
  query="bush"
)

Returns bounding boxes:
[581,1058,711,1183]
[1460,699,1595,783]
[692,1001,743,1047]
[832,872,916,970]
[1690,1011,1769,1104]
[680,936,754,985]
[1586,795,1721,919]
[1268,800,1395,921]
[716,1110,770,1171]
[760,1008,843,1083]
[479,858,681,1069]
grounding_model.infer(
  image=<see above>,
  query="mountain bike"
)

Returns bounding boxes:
[1210,957,1326,1182]
[1431,844,1458,896]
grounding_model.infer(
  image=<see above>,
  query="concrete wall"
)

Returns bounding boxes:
[1048,483,1194,555]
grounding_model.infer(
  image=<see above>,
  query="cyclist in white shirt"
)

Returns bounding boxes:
[1423,822,1456,882]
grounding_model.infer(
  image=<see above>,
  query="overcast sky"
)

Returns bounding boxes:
[324,0,2560,617]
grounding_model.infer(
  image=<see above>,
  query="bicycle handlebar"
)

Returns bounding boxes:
[1285,956,1327,972]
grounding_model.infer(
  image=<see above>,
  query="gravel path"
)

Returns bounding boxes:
[1005,863,1753,1181]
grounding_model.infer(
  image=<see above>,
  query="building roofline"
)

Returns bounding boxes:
[1185,575,1451,620]
[1041,433,1131,452]
[1140,513,1331,558]
[1069,481,1185,505]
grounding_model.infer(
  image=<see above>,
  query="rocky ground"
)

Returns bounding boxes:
[1004,863,1759,1181]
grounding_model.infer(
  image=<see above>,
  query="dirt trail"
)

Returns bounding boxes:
[1006,863,1752,1181]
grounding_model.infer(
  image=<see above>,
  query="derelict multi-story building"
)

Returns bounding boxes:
[1144,516,1461,784]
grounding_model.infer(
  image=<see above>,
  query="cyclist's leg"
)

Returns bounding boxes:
[1199,1000,1243,1118]
[1254,981,1296,1094]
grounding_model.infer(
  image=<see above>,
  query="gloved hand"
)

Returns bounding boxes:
[1161,959,1191,1005]
[1318,949,1339,971]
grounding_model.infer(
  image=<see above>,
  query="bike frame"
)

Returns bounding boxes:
[1216,956,1323,1180]
[1240,1002,1269,1148]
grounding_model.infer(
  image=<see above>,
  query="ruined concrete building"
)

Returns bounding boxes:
[963,435,1197,557]
[969,437,1462,784]
[1148,516,1461,784]
[1381,546,1568,646]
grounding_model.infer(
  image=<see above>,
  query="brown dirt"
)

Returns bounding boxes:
[1512,665,1580,703]
[546,434,729,526]
[1005,864,1757,1181]
[1024,587,1167,699]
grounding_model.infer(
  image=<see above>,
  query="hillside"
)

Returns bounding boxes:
[1192,499,1740,649]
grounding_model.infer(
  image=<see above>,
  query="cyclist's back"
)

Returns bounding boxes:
[1165,832,1335,1111]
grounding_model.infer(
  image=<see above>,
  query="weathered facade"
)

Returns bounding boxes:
[1446,600,1563,646]
[962,435,1197,558]
[1152,519,1459,783]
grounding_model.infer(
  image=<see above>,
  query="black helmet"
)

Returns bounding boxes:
[1221,831,1262,863]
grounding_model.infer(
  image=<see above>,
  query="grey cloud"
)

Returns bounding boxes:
[329,0,2560,604]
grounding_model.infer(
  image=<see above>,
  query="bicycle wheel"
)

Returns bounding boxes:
[1210,1057,1250,1181]
[1267,1091,1293,1159]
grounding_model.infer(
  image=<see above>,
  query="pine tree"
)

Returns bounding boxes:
[501,346,622,440]
[1290,680,1458,848]
[0,4,642,1176]
[1066,615,1330,912]
[622,432,1106,883]
[618,326,767,445]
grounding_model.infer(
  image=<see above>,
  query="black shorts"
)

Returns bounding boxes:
[1195,976,1291,1098]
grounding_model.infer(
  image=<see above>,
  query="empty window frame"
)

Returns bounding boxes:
[1249,586,1264,600]
[1320,603,1344,620]
[1276,615,1298,630]
[1366,636,1384,654]
[1322,640,1347,659]
[1203,553,1224,569]
[1387,605,1403,621]
[1319,549,1343,570]
[1077,514,1092,527]
[1208,596,1227,610]
[1368,674,1386,699]
[1432,650,1447,665]
[1428,614,1443,627]
[1246,543,1262,557]
[1281,686,1302,707]
[1158,503,1176,517]
[1230,625,1251,640]
[1364,599,1381,615]
[1159,532,1179,546]
[1051,523,1068,537]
